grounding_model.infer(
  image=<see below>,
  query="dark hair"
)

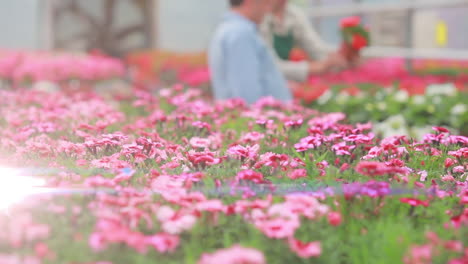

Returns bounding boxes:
[230,0,244,7]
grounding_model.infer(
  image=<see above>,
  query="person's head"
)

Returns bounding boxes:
[229,0,271,24]
[270,0,287,12]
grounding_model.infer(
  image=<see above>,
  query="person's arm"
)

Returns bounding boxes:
[292,6,334,60]
[259,18,310,82]
[267,45,310,82]
[224,32,264,104]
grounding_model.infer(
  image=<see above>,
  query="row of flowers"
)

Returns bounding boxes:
[0,81,466,263]
[125,52,468,88]
[0,50,126,84]
[295,82,468,137]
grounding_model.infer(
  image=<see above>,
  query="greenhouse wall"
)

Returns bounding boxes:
[0,0,466,53]
[0,0,41,49]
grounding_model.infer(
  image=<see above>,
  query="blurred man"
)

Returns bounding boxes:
[208,0,292,104]
[261,0,351,82]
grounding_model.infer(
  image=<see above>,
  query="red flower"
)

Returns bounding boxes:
[351,34,368,50]
[289,48,308,62]
[432,126,450,133]
[400,198,429,207]
[447,208,468,229]
[340,163,350,172]
[340,16,361,28]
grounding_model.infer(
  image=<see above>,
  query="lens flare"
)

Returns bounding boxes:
[0,167,46,211]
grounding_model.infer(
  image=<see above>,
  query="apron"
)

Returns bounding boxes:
[271,22,295,61]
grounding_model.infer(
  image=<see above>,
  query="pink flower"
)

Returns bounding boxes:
[332,142,355,156]
[196,199,225,213]
[256,218,299,239]
[190,137,211,149]
[404,244,433,264]
[186,150,222,168]
[444,241,463,252]
[445,158,457,168]
[284,119,303,129]
[447,208,468,229]
[355,161,407,176]
[340,16,361,28]
[240,132,265,143]
[418,170,428,182]
[284,195,329,219]
[442,175,455,182]
[252,205,301,239]
[294,136,323,152]
[287,169,307,180]
[0,254,41,264]
[76,159,87,166]
[34,242,50,258]
[316,160,329,170]
[227,144,260,161]
[157,206,197,234]
[453,166,465,173]
[89,233,107,251]
[448,148,468,159]
[237,170,265,183]
[340,163,350,172]
[197,245,265,264]
[146,233,179,253]
[328,212,342,226]
[288,238,321,258]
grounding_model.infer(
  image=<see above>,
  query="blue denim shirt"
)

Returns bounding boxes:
[208,12,292,104]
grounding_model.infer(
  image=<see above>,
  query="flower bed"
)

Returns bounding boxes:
[0,83,466,263]
[0,50,126,86]
[125,52,468,135]
[297,82,468,137]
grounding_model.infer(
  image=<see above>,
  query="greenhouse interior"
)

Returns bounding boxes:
[0,0,467,264]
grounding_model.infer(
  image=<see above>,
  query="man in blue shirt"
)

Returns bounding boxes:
[208,0,293,105]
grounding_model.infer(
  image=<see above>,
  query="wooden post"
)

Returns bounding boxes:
[151,0,159,49]
[41,0,55,50]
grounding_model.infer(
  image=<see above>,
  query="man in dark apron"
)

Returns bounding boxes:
[260,0,350,82]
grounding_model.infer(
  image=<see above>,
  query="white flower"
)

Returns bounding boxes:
[418,170,428,182]
[426,105,436,114]
[32,81,59,93]
[377,102,387,111]
[386,115,407,130]
[410,126,432,141]
[355,92,366,99]
[432,96,442,105]
[394,90,409,103]
[317,90,333,105]
[375,90,386,100]
[336,92,350,105]
[426,83,457,97]
[373,123,409,138]
[451,104,467,115]
[412,95,425,105]
[373,115,410,138]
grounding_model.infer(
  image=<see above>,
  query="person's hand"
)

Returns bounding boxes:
[307,61,328,75]
[325,52,349,72]
[348,56,364,68]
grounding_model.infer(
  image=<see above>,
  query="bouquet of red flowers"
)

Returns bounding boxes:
[339,16,370,62]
